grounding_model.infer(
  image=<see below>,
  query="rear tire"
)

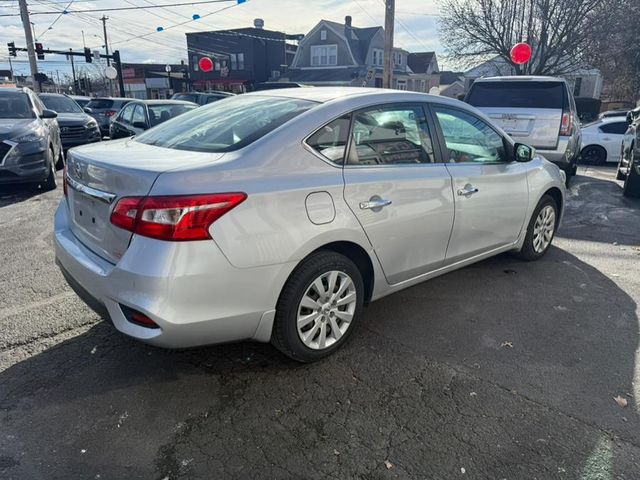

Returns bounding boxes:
[271,251,364,363]
[40,148,57,191]
[580,145,607,166]
[622,153,640,198]
[515,195,558,261]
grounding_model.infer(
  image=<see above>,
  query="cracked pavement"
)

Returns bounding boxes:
[1,165,639,479]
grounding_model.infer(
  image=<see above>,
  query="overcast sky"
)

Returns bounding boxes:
[0,0,442,78]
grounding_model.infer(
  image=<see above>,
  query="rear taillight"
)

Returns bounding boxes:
[63,163,68,198]
[560,111,573,136]
[110,193,247,241]
[105,110,117,117]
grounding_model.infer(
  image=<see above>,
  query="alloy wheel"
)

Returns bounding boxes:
[297,270,357,350]
[532,205,556,253]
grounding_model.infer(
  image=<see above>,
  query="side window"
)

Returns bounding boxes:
[434,106,507,164]
[306,115,351,164]
[119,104,135,124]
[600,122,628,135]
[346,105,434,166]
[132,104,146,126]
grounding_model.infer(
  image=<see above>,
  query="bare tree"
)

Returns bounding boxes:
[590,0,640,101]
[439,0,605,76]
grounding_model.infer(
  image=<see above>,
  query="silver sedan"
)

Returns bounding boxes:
[55,88,566,362]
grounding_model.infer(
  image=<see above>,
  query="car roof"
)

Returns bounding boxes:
[0,87,28,94]
[38,93,68,97]
[473,76,566,83]
[88,97,130,101]
[130,99,197,106]
[242,87,397,103]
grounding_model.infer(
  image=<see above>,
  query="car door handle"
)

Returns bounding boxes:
[359,198,392,210]
[457,184,479,197]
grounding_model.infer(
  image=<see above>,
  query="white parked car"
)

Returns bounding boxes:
[580,116,628,165]
[55,88,566,362]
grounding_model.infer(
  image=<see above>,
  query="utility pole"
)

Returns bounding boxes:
[383,0,395,89]
[69,48,77,94]
[100,16,113,95]
[18,0,40,92]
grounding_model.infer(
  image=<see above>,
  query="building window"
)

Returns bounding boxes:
[574,77,582,97]
[237,53,245,70]
[230,54,237,70]
[396,80,407,90]
[320,30,327,41]
[311,44,337,66]
[373,48,383,66]
[393,52,403,66]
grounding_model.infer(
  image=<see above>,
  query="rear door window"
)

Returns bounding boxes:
[467,81,566,109]
[600,122,628,135]
[347,105,435,165]
[118,103,135,125]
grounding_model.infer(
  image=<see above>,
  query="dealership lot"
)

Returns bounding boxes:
[1,166,639,479]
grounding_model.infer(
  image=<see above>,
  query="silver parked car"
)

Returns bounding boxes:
[465,76,581,184]
[55,88,566,362]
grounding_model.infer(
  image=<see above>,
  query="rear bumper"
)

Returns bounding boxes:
[537,136,578,169]
[54,200,293,348]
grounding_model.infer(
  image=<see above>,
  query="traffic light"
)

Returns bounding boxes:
[35,42,44,60]
[7,42,16,57]
[83,47,92,63]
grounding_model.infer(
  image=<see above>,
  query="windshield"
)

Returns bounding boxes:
[40,95,83,113]
[148,103,198,127]
[467,81,566,109]
[0,92,34,119]
[172,93,199,103]
[136,95,316,152]
[86,99,114,109]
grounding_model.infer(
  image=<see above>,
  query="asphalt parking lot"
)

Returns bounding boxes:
[1,165,639,479]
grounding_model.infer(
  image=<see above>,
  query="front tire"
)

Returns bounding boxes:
[271,251,364,363]
[40,148,57,191]
[516,195,558,261]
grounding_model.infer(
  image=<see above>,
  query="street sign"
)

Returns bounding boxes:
[93,50,101,61]
[365,68,376,81]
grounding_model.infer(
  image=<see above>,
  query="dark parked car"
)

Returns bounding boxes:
[109,100,197,139]
[69,95,92,108]
[618,107,640,197]
[85,97,132,136]
[0,88,62,190]
[39,93,101,152]
[171,91,234,106]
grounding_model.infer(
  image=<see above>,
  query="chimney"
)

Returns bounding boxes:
[254,18,264,29]
[345,15,352,27]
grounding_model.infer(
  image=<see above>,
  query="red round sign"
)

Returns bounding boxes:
[510,43,532,65]
[198,57,214,72]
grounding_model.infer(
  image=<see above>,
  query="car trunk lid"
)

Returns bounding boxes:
[66,139,225,263]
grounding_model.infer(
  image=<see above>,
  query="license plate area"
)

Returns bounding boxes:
[70,190,111,241]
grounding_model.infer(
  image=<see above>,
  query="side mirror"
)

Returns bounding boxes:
[132,121,147,129]
[84,107,93,114]
[40,109,57,119]
[514,143,534,162]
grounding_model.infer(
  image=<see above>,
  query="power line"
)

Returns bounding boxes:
[0,0,235,16]
[36,0,74,39]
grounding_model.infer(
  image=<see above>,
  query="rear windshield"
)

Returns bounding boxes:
[172,93,199,103]
[148,103,197,127]
[40,95,83,113]
[135,95,316,152]
[86,99,114,109]
[0,92,33,119]
[467,81,566,109]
